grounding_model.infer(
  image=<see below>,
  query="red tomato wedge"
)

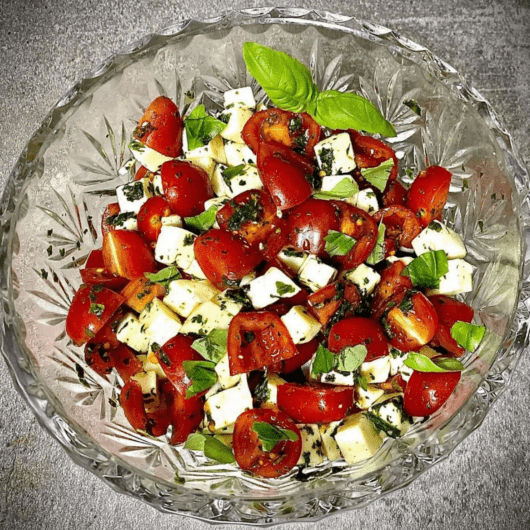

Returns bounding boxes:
[407,166,452,228]
[307,281,361,327]
[279,338,320,374]
[137,196,173,242]
[133,96,184,158]
[403,369,461,417]
[372,205,423,254]
[328,317,389,362]
[228,312,298,375]
[66,284,125,346]
[277,383,354,423]
[108,343,143,382]
[120,276,166,313]
[233,408,302,478]
[101,202,121,236]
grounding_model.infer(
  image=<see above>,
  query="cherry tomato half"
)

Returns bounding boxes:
[370,260,413,320]
[137,196,173,242]
[372,205,423,255]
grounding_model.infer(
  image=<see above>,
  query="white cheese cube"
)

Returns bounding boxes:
[334,413,384,465]
[220,108,254,144]
[355,384,385,410]
[152,173,164,195]
[320,174,357,194]
[353,188,380,214]
[210,164,233,197]
[214,353,241,390]
[277,249,309,274]
[412,220,467,259]
[389,347,407,377]
[183,259,208,280]
[386,256,414,266]
[314,369,355,387]
[360,356,391,385]
[297,425,325,467]
[298,255,337,292]
[160,214,183,227]
[139,298,182,346]
[184,133,226,165]
[213,291,244,317]
[371,398,405,433]
[204,196,230,211]
[314,133,356,175]
[204,376,253,432]
[184,155,216,178]
[116,177,153,214]
[247,267,301,309]
[116,313,150,353]
[109,212,138,231]
[343,263,381,296]
[281,306,321,344]
[138,351,166,379]
[154,226,196,268]
[426,258,474,296]
[164,279,219,318]
[130,370,157,398]
[181,300,240,335]
[227,165,263,197]
[224,141,257,166]
[319,422,342,461]
[255,373,286,408]
[223,87,256,110]
[129,140,174,172]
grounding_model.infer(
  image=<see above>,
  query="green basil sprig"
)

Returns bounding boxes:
[182,360,217,397]
[184,432,235,463]
[311,344,368,376]
[185,205,218,232]
[252,422,299,452]
[404,352,464,373]
[313,177,359,200]
[185,104,227,150]
[324,230,356,257]
[450,321,485,352]
[402,250,449,289]
[242,42,396,137]
[366,222,386,266]
[144,266,181,290]
[191,329,228,364]
[360,158,395,192]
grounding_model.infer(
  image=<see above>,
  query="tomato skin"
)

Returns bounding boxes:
[228,312,298,375]
[382,180,408,207]
[233,408,302,478]
[328,317,389,362]
[257,142,315,210]
[79,267,129,290]
[307,281,361,327]
[194,229,262,290]
[279,338,319,374]
[277,383,354,423]
[101,202,121,236]
[161,160,213,217]
[85,249,105,269]
[133,96,183,158]
[84,344,114,376]
[120,380,149,431]
[407,166,452,228]
[137,196,173,242]
[120,276,166,313]
[287,198,341,257]
[429,295,474,357]
[403,369,461,417]
[66,284,125,346]
[108,343,143,382]
[384,292,439,352]
[102,229,157,280]
[154,335,203,396]
[370,260,413,320]
[372,205,423,254]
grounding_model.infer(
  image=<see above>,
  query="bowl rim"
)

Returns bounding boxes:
[1,6,530,525]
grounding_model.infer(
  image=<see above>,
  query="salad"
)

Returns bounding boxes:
[65,43,485,478]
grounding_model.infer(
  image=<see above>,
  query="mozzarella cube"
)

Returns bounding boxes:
[220,108,254,144]
[161,214,183,228]
[138,351,166,379]
[426,258,474,296]
[320,174,357,193]
[247,267,301,309]
[412,220,467,259]
[213,291,245,316]
[181,300,240,335]
[116,177,153,214]
[297,425,325,467]
[223,87,256,110]
[334,413,384,465]
[319,422,342,461]
[355,384,385,410]
[185,155,216,178]
[129,140,174,172]
[204,376,253,432]
[389,347,407,377]
[360,356,391,384]
[108,212,138,231]
[183,259,208,280]
[277,249,309,274]
[184,133,226,165]
[130,370,157,398]
[139,298,182,346]
[224,141,256,166]
[154,226,196,268]
[315,369,356,387]
[371,398,405,433]
[298,255,337,292]
[254,372,286,408]
[116,313,150,353]
[353,188,380,214]
[164,279,219,318]
[343,263,381,296]
[210,164,232,197]
[227,165,263,197]
[314,133,356,175]
[152,173,164,195]
[214,353,241,390]
[281,306,321,344]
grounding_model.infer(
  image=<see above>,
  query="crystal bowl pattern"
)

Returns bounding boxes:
[1,7,529,525]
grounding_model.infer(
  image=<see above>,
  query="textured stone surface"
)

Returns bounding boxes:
[1,0,529,528]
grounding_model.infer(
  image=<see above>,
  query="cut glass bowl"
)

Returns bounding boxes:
[1,7,529,525]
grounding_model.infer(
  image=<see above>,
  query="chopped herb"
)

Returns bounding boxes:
[221,164,246,184]
[324,230,356,257]
[335,345,368,373]
[288,116,302,134]
[122,181,145,201]
[191,314,204,324]
[428,221,443,232]
[144,266,181,290]
[402,250,449,289]
[105,211,136,227]
[185,104,227,150]
[404,352,464,373]
[244,331,256,345]
[252,421,298,452]
[282,249,304,258]
[89,303,105,317]
[40,269,48,280]
[366,411,401,438]
[360,158,394,192]
[227,195,262,231]
[183,234,195,246]
[403,99,422,116]
[311,344,335,376]
[314,177,359,200]
[366,222,386,265]
[275,281,296,297]
[318,147,335,174]
[47,245,52,256]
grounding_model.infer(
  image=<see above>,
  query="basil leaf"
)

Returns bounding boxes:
[182,360,217,397]
[276,281,296,297]
[360,159,395,192]
[184,433,235,463]
[221,164,245,182]
[402,250,449,289]
[366,411,401,439]
[355,373,369,391]
[450,321,485,352]
[366,222,386,265]
[335,345,368,372]
[252,421,298,452]
[242,42,319,114]
[314,90,396,137]
[314,178,359,200]
[185,104,227,150]
[144,266,181,290]
[324,230,356,257]
[404,352,464,373]
[311,344,335,376]
[185,205,218,232]
[191,329,228,364]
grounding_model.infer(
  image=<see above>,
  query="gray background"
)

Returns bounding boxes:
[1,0,529,528]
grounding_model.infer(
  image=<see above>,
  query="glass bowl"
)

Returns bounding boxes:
[1,7,529,525]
